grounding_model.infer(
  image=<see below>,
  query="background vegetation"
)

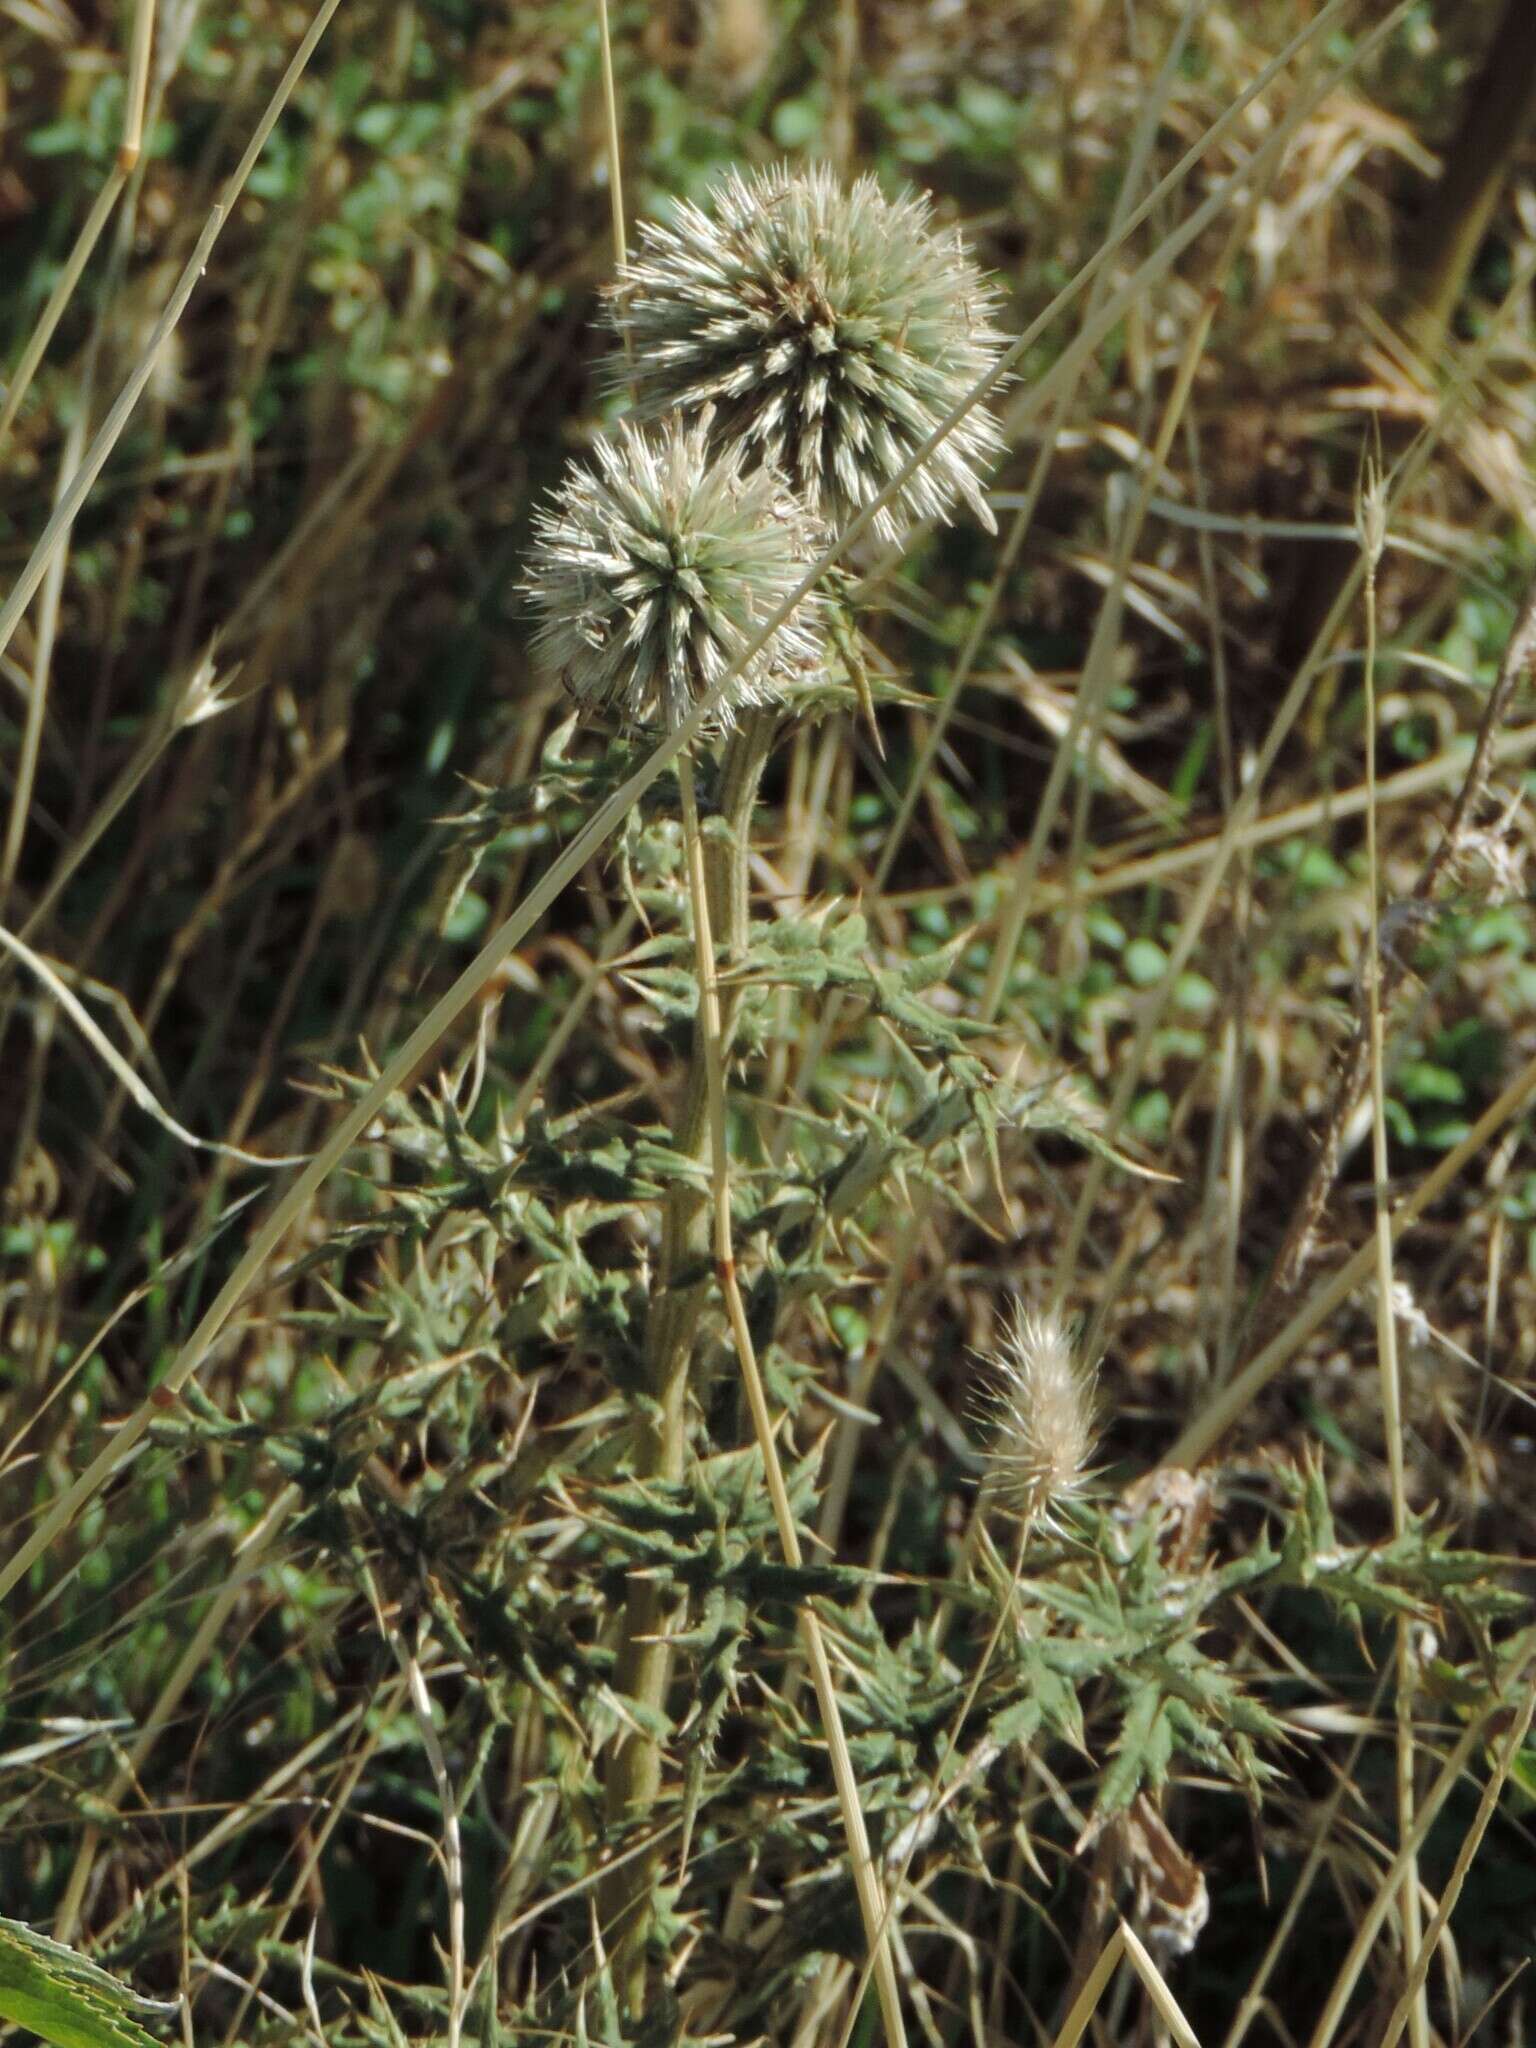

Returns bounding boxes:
[3,1,1536,2044]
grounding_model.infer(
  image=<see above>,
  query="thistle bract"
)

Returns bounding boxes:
[977,1306,1097,1530]
[610,165,1009,543]
[523,412,826,732]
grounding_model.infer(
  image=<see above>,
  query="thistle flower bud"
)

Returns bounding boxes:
[976,1305,1097,1530]
[609,165,1009,543]
[522,411,827,732]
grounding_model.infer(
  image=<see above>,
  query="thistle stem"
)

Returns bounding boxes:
[679,749,908,2048]
[603,713,905,2045]
[599,715,774,2001]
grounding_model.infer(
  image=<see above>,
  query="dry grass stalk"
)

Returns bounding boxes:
[1265,560,1536,1306]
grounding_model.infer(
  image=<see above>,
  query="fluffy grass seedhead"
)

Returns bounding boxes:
[523,410,827,732]
[977,1305,1097,1530]
[609,165,1009,543]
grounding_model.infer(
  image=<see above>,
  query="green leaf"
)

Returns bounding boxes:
[0,1921,173,2048]
[771,96,822,148]
[1397,1060,1464,1106]
[1095,1687,1173,1817]
[1124,937,1167,987]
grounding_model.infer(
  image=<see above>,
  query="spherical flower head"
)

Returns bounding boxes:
[523,410,827,733]
[976,1306,1097,1531]
[609,165,1009,544]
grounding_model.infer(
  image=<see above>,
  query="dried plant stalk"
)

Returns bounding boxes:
[1264,562,1536,1307]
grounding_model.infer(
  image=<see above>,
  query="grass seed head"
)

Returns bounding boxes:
[978,1305,1097,1530]
[523,410,827,732]
[609,164,1009,543]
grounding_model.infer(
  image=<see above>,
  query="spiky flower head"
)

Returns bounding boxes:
[609,165,1009,543]
[976,1305,1097,1530]
[523,410,826,732]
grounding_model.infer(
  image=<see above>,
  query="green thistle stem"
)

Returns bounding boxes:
[599,709,775,1999]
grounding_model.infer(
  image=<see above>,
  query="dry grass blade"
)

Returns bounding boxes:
[1356,458,1429,2048]
[0,0,349,667]
[0,0,152,450]
[1173,1031,1536,1466]
[677,743,907,2047]
[1304,1644,1536,2048]
[1120,1923,1204,2048]
[0,924,303,1168]
[1049,242,1536,1326]
[992,271,1219,1034]
[0,408,83,912]
[1376,1677,1536,2048]
[399,1643,466,2048]
[0,175,124,456]
[872,0,1204,896]
[53,1484,300,1942]
[1266,557,1536,1302]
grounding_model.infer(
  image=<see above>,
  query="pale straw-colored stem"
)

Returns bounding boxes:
[1171,1035,1536,1468]
[828,1523,1030,2048]
[0,0,151,449]
[0,405,83,915]
[1046,236,1535,1328]
[1303,1643,1536,2048]
[119,0,156,170]
[1376,1675,1536,2048]
[402,1648,466,2048]
[53,1482,300,1942]
[676,746,907,2048]
[998,276,1213,1044]
[1050,1927,1128,2048]
[1358,473,1429,2048]
[0,172,125,457]
[595,0,627,273]
[871,0,1203,896]
[903,271,1217,1656]
[0,0,349,670]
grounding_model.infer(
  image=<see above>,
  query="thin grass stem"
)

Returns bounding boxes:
[1377,1678,1536,2048]
[52,1482,300,1942]
[0,172,126,456]
[1303,1643,1536,2048]
[1047,244,1536,1323]
[1050,1927,1127,2048]
[599,726,773,2000]
[0,0,350,669]
[1170,1034,1536,1466]
[595,0,627,274]
[120,0,157,170]
[0,406,83,916]
[989,284,1218,1034]
[1357,459,1430,2048]
[678,748,909,2046]
[871,0,1203,894]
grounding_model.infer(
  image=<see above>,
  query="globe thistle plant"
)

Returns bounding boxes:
[977,1305,1098,1530]
[523,409,826,732]
[609,165,1009,543]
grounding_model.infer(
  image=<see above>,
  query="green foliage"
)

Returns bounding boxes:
[0,1923,172,2048]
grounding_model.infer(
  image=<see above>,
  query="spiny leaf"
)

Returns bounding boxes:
[1094,1685,1174,1819]
[1008,1077,1175,1184]
[0,1921,175,2048]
